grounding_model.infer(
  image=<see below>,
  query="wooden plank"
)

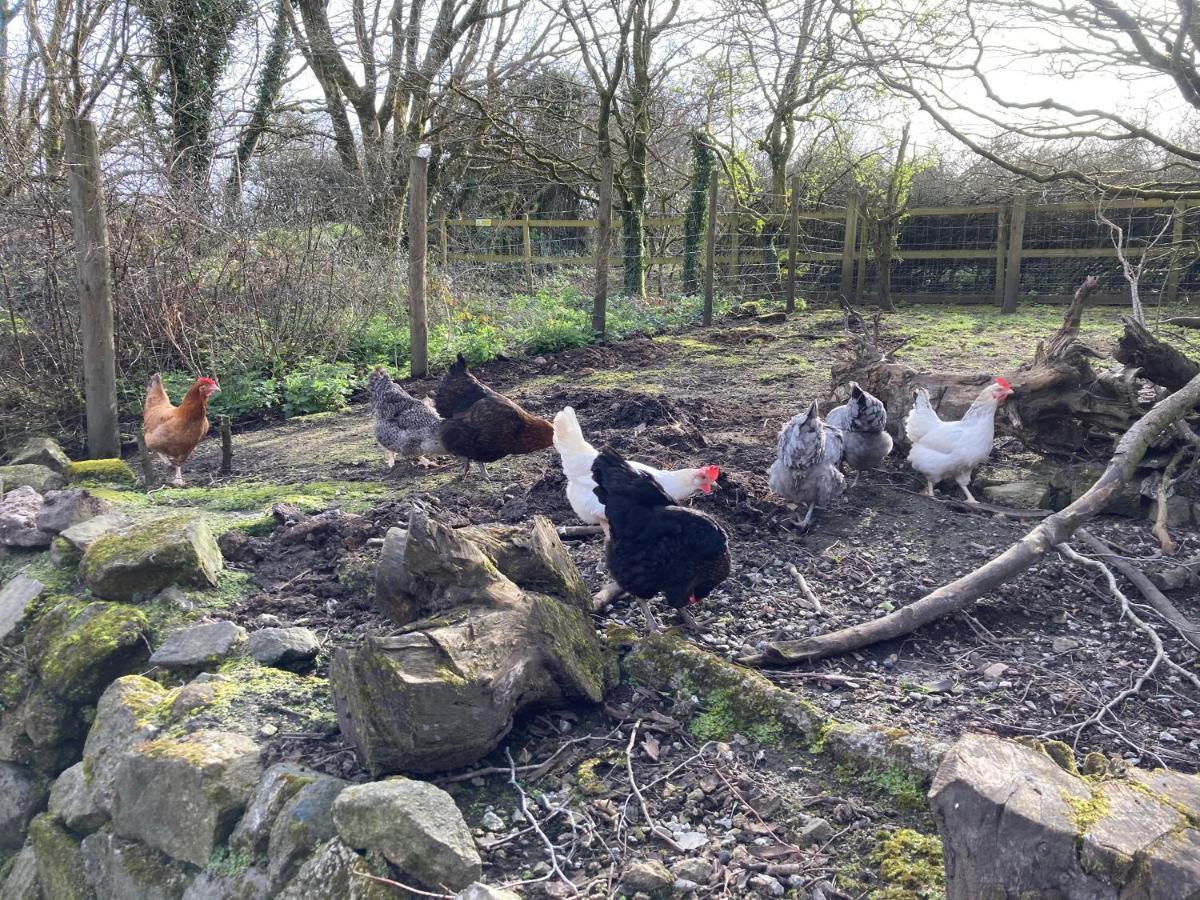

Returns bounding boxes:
[408,148,429,378]
[1020,246,1147,258]
[906,204,1003,216]
[64,118,120,458]
[838,198,859,300]
[1002,194,1027,313]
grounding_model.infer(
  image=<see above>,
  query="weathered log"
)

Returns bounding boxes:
[1164,316,1200,329]
[337,511,615,775]
[1115,317,1200,391]
[739,372,1200,666]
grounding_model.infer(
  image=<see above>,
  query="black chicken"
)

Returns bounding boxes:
[592,448,731,633]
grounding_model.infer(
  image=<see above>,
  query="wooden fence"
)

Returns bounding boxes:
[437,197,1199,307]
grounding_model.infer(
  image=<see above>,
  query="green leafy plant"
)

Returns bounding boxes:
[282,359,356,417]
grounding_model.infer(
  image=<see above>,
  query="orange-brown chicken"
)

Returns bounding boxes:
[435,353,553,479]
[143,374,220,485]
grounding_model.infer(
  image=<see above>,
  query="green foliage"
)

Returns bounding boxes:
[682,131,716,296]
[210,371,280,420]
[206,847,252,878]
[347,314,412,369]
[688,686,785,747]
[282,359,356,417]
[510,286,594,354]
[838,763,928,812]
[431,311,506,367]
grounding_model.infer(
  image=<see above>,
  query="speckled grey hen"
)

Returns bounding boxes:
[367,367,445,468]
[825,382,893,471]
[767,401,845,528]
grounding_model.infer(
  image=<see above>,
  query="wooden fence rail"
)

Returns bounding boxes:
[438,197,1196,308]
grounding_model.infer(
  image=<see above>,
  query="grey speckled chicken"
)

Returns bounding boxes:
[767,401,845,528]
[367,367,445,468]
[825,382,893,471]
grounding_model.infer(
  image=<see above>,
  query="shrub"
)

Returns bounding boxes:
[434,311,506,367]
[347,313,411,368]
[209,371,281,420]
[511,285,594,354]
[282,359,356,417]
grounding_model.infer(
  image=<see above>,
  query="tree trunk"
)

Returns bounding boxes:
[1115,318,1200,392]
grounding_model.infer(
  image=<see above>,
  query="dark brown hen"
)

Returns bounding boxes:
[434,354,553,478]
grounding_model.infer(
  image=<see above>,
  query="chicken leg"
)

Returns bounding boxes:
[476,461,491,481]
[922,480,935,497]
[383,450,396,469]
[955,473,977,503]
[414,456,439,468]
[592,580,626,612]
[678,605,700,630]
[637,597,660,633]
[796,503,816,529]
[171,465,184,487]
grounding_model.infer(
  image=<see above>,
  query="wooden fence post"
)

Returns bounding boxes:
[64,118,119,459]
[219,416,233,474]
[439,215,448,271]
[522,213,534,294]
[728,209,740,293]
[703,168,719,326]
[838,196,859,302]
[1166,203,1186,306]
[993,206,1009,307]
[786,174,801,313]
[408,146,430,378]
[855,215,868,304]
[593,157,614,339]
[1002,194,1027,314]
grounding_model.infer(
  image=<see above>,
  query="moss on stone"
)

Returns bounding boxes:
[28,813,90,900]
[66,458,137,486]
[837,763,928,813]
[80,511,223,600]
[575,755,615,797]
[1064,784,1111,836]
[24,598,150,703]
[150,479,388,514]
[528,594,617,702]
[869,828,946,899]
[166,662,336,738]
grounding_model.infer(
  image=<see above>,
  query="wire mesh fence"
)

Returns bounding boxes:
[434,195,1200,309]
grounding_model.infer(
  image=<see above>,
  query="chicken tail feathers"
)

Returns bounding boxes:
[553,406,589,454]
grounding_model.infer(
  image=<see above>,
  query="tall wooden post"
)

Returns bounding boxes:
[64,118,119,459]
[593,157,614,339]
[728,209,740,293]
[439,215,448,271]
[522,213,534,294]
[408,146,430,378]
[703,168,719,326]
[219,416,233,474]
[1002,194,1027,314]
[1166,203,1186,306]
[993,206,1009,307]
[786,174,801,313]
[855,217,868,304]
[838,195,859,302]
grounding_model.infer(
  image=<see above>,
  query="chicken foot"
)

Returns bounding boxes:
[955,473,978,503]
[383,450,396,469]
[677,605,700,630]
[592,580,626,612]
[414,456,441,469]
[637,597,660,634]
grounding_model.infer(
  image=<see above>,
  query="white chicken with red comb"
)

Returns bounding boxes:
[905,376,1014,502]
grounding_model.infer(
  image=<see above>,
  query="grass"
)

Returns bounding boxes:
[148,479,387,513]
[837,763,929,812]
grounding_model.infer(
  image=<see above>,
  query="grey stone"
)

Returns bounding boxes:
[80,831,194,900]
[332,778,482,891]
[1,843,42,899]
[35,490,110,535]
[0,486,51,548]
[670,859,712,884]
[110,729,262,868]
[82,677,168,817]
[266,775,347,887]
[0,574,44,643]
[28,813,89,900]
[80,513,223,602]
[229,764,320,857]
[149,621,246,669]
[619,859,673,894]
[0,763,45,856]
[10,438,71,474]
[455,885,522,900]
[58,513,132,556]
[981,481,1052,509]
[49,763,106,836]
[0,465,65,495]
[247,627,320,670]
[795,816,834,848]
[274,839,392,900]
[182,867,272,900]
[931,732,1200,899]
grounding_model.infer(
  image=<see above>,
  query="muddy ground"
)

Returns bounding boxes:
[172,302,1199,896]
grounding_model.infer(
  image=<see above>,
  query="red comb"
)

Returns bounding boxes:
[198,377,218,387]
[994,376,1011,390]
[704,465,720,480]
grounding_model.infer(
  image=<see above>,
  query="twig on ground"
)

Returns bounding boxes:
[351,871,453,898]
[558,525,604,540]
[506,748,579,895]
[621,720,684,853]
[1151,449,1187,554]
[787,565,824,615]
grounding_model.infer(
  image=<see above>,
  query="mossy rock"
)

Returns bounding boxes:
[0,464,65,495]
[28,813,90,900]
[80,512,223,601]
[65,459,137,487]
[870,828,946,898]
[10,437,70,474]
[24,599,150,704]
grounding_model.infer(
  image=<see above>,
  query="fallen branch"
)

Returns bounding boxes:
[1115,317,1200,391]
[787,564,824,615]
[506,747,578,895]
[1164,317,1200,329]
[557,525,604,540]
[1150,449,1187,554]
[738,373,1200,666]
[1079,529,1200,653]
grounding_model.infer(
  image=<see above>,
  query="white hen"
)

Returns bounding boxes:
[552,406,720,525]
[905,377,1013,502]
